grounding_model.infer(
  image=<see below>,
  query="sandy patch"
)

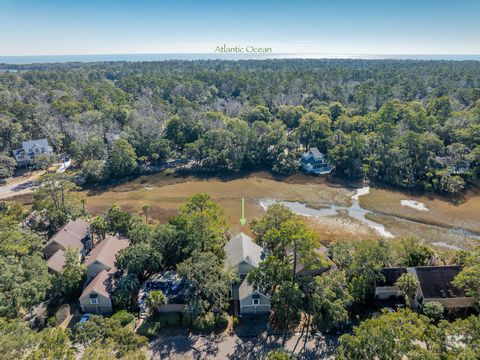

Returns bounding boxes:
[401,200,429,211]
[306,215,377,242]
[352,186,370,200]
[360,188,480,234]
[432,242,462,251]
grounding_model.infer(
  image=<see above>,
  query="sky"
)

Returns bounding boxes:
[0,0,479,56]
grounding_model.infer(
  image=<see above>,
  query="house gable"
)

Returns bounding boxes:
[224,232,264,274]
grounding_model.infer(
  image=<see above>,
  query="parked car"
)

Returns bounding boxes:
[79,313,92,323]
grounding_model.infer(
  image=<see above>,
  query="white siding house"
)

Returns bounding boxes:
[300,147,332,175]
[12,139,54,166]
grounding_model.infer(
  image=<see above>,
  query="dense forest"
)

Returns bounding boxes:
[1,59,480,194]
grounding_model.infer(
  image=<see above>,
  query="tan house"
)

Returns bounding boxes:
[79,235,129,314]
[42,218,91,273]
[83,235,129,280]
[79,269,114,314]
[224,232,271,315]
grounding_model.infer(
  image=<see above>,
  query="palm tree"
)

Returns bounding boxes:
[142,204,150,223]
[146,290,167,313]
[396,273,419,308]
[80,198,86,215]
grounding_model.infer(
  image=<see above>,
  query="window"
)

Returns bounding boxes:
[252,298,260,305]
[90,294,98,304]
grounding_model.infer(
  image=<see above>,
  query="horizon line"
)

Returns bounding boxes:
[2,52,480,57]
[2,53,480,66]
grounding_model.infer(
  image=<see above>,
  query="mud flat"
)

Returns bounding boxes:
[259,187,394,238]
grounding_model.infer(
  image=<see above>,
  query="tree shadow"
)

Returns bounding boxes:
[297,335,339,359]
[149,335,197,359]
[149,334,222,360]
[227,335,272,360]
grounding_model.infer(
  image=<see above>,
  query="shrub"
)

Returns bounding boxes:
[81,160,106,184]
[423,301,444,321]
[47,315,57,327]
[137,317,161,338]
[266,350,291,360]
[161,312,182,327]
[215,312,228,329]
[146,290,167,313]
[192,312,216,332]
[136,312,183,337]
[182,299,203,326]
[112,310,135,327]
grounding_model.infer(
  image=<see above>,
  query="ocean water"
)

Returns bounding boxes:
[1,53,480,65]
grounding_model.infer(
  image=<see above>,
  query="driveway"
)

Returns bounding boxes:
[148,333,338,359]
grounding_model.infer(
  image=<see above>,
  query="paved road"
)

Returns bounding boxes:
[0,164,68,200]
[0,177,37,199]
[148,333,338,359]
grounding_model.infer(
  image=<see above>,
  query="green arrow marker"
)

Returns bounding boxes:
[240,198,246,226]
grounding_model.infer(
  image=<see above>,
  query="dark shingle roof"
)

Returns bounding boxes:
[377,267,407,287]
[415,266,467,299]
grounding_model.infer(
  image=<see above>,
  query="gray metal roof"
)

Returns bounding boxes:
[301,147,327,163]
[309,147,323,160]
[224,232,263,269]
[21,139,52,152]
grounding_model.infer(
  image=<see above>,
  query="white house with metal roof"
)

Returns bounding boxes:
[12,139,54,166]
[224,232,271,315]
[300,147,332,175]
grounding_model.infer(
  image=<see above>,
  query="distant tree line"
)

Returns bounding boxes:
[1,59,480,194]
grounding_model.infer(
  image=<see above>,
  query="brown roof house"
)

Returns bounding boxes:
[42,219,92,273]
[224,233,271,315]
[83,235,129,280]
[79,270,115,315]
[375,266,475,312]
[79,235,129,314]
[46,248,68,273]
